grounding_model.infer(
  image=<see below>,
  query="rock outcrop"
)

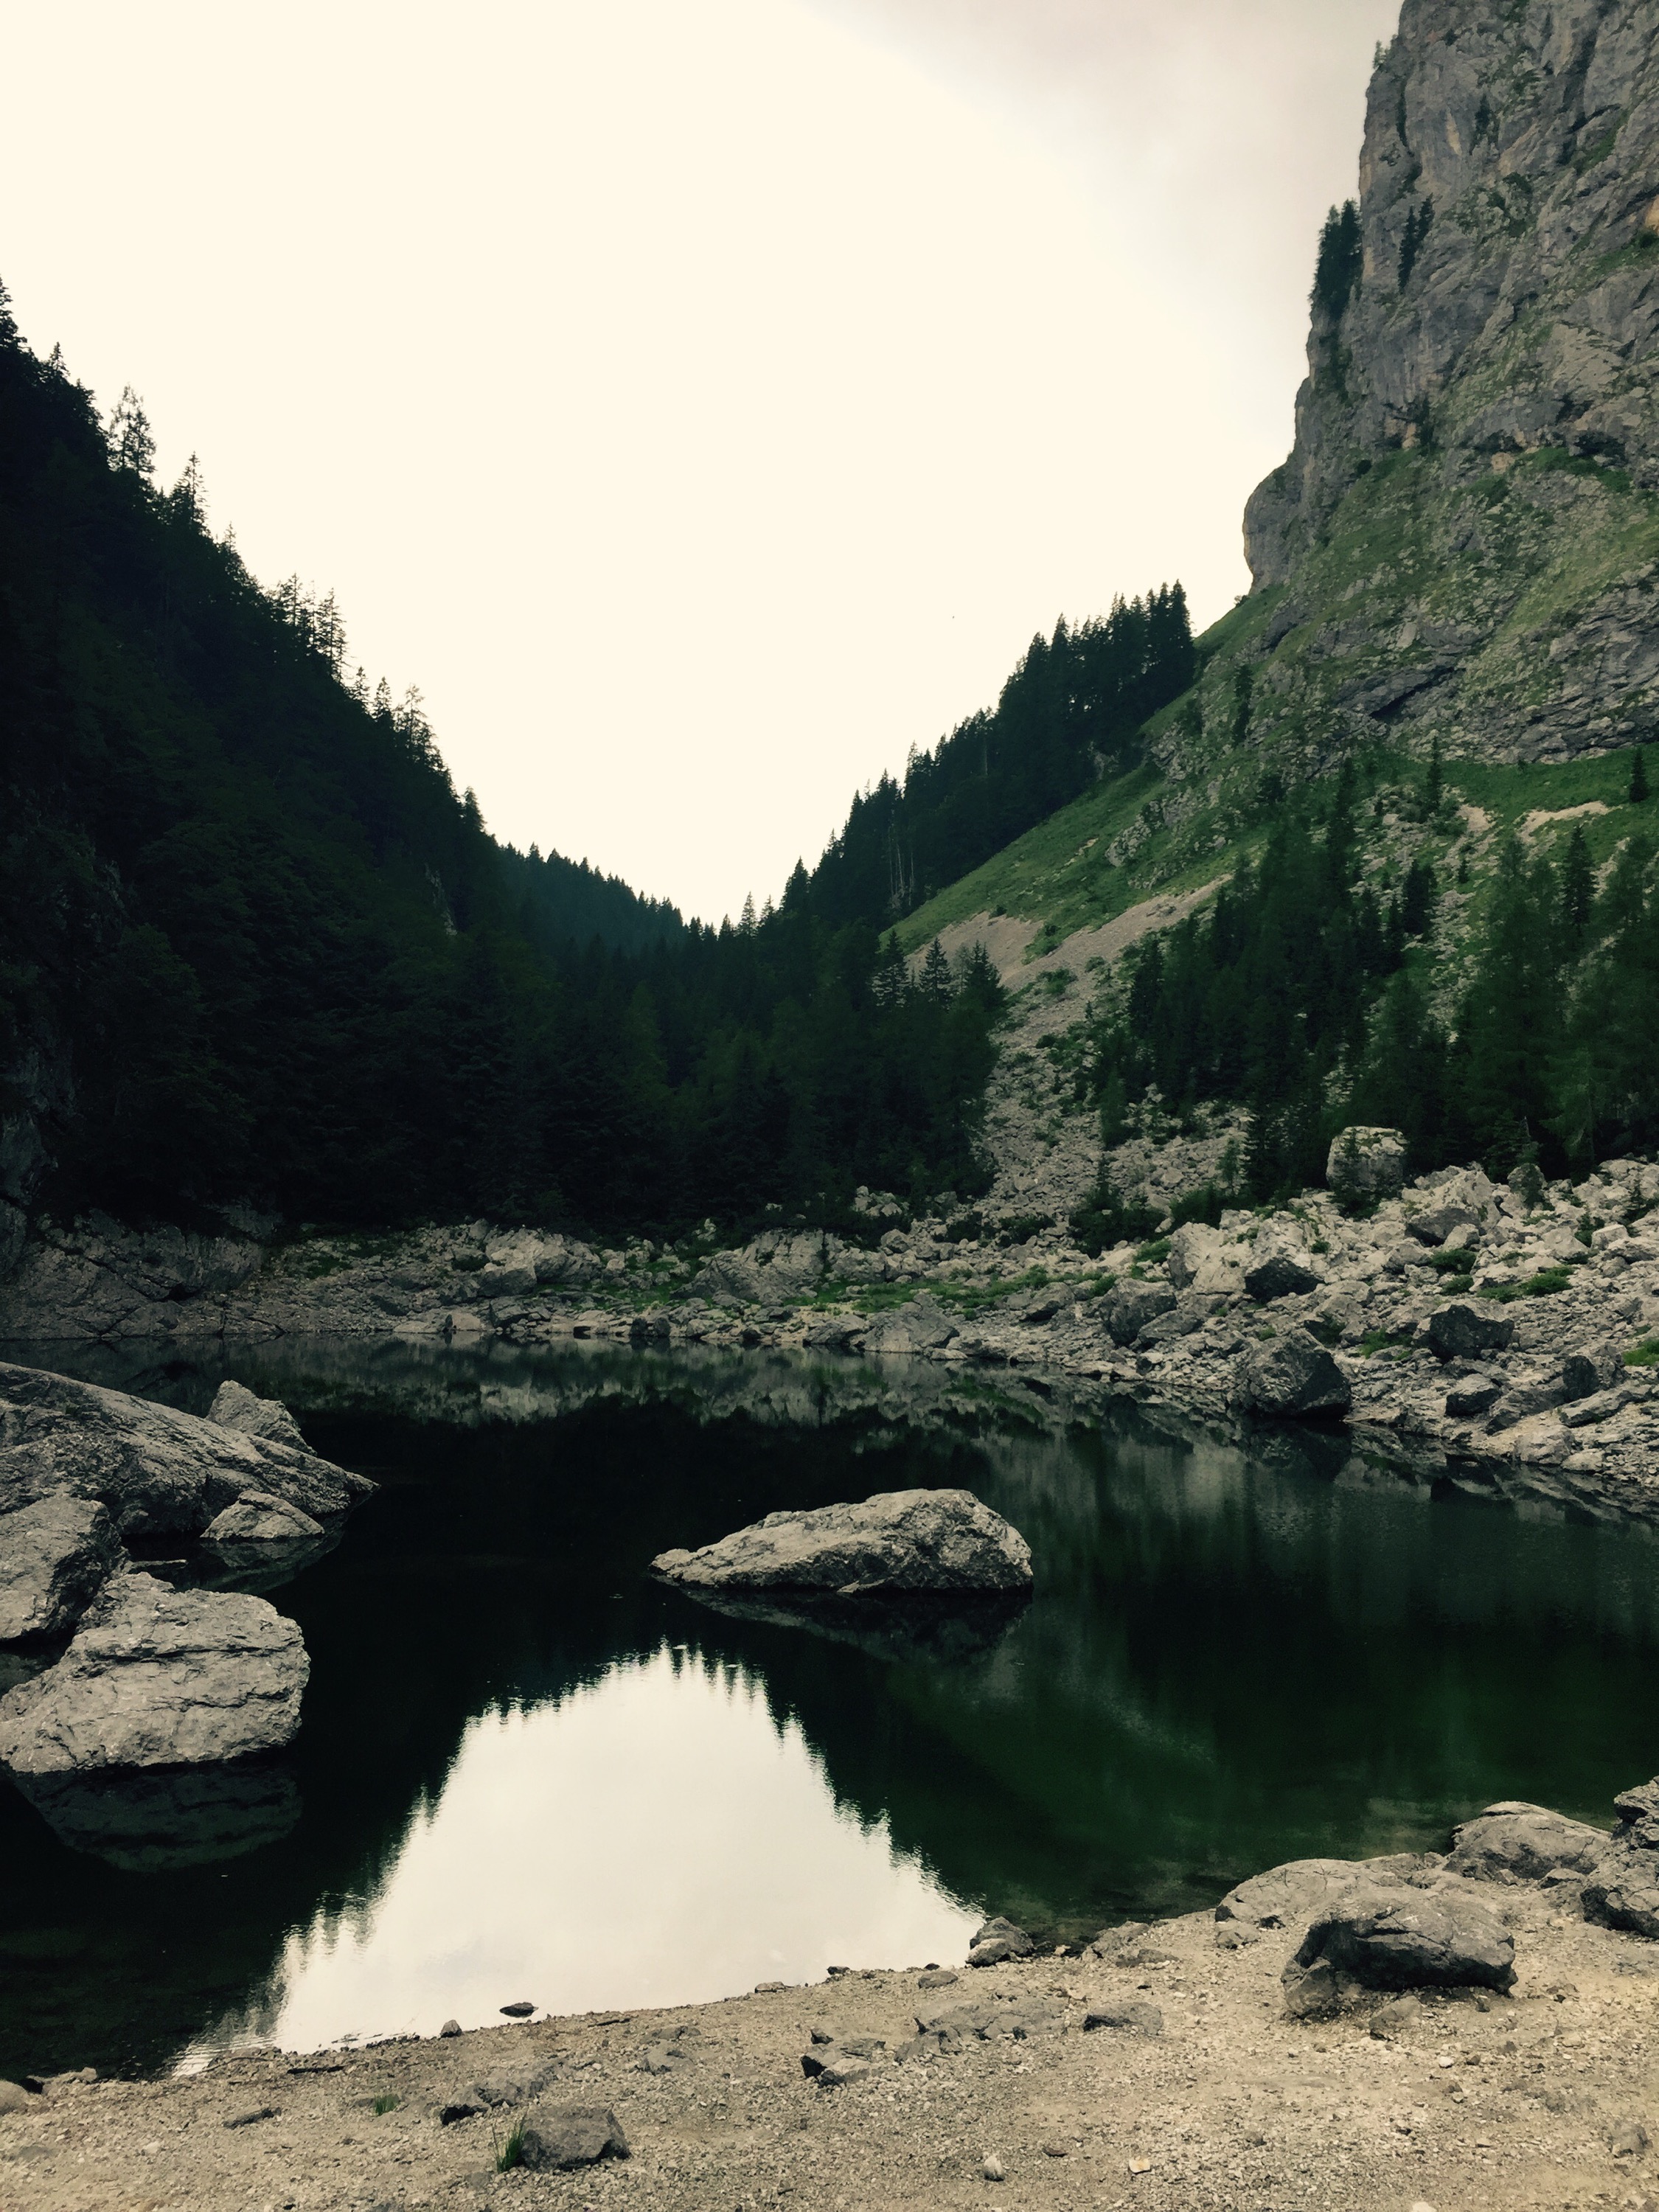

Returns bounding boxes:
[0,1494,121,1642]
[652,1488,1033,1596]
[1236,0,1659,766]
[0,1360,372,1535]
[0,1572,308,1774]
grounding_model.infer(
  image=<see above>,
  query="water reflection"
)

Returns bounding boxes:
[2,1338,1657,2080]
[199,1649,975,2061]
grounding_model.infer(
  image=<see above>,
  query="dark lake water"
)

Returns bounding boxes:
[4,1337,1658,2082]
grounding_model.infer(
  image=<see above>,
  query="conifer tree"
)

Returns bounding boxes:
[1632,746,1650,804]
[107,386,156,477]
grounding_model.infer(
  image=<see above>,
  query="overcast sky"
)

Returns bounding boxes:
[4,0,1396,922]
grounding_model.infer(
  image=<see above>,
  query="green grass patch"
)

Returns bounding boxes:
[1479,1266,1573,1301]
[372,2095,401,2116]
[1625,1339,1659,1368]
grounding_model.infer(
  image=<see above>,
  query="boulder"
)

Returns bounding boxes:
[1445,1802,1608,1885]
[0,1360,373,1536]
[1166,1224,1245,1295]
[201,1492,326,1544]
[1215,1854,1440,1930]
[1426,1304,1516,1362]
[517,2107,630,2170]
[1444,1374,1503,1418]
[1405,1206,1480,1248]
[1244,1247,1321,1302]
[0,1573,308,1774]
[437,2052,561,2122]
[206,1381,305,1449]
[652,1488,1032,1597]
[1104,1283,1178,1346]
[967,1916,1034,1966]
[1235,1329,1352,1417]
[0,1495,121,1642]
[1561,1348,1624,1401]
[1281,1887,1516,2017]
[1327,1127,1408,1203]
[1582,1775,1659,1938]
[862,1295,960,1355]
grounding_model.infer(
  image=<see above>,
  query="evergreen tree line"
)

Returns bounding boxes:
[799,591,1195,931]
[0,298,998,1237]
[1082,768,1659,1214]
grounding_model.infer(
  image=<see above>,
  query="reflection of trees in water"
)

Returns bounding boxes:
[7,1343,1659,2079]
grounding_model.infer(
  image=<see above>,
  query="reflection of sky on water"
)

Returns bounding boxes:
[198,1646,975,2060]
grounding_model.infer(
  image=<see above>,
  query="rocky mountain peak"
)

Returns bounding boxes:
[1231,0,1659,766]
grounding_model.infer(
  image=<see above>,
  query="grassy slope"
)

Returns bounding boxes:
[897,445,1659,966]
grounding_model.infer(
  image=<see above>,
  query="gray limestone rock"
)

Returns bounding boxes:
[1406,1206,1481,1248]
[1282,1887,1516,2017]
[1427,1304,1516,1363]
[861,1295,960,1355]
[1444,1374,1503,1419]
[0,1360,372,1536]
[1104,1282,1178,1346]
[516,2107,630,2169]
[1445,1802,1608,1884]
[0,1572,308,1774]
[206,1381,306,1449]
[967,1915,1034,1966]
[1216,1853,1439,1930]
[201,1491,326,1545]
[0,1495,121,1642]
[652,1488,1032,1597]
[1235,1329,1352,1418]
[1245,1248,1321,1302]
[1327,1130,1407,1203]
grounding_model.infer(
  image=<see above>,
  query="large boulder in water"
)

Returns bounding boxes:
[0,1572,307,1773]
[0,1360,372,1535]
[653,1488,1032,1596]
[0,1494,122,1642]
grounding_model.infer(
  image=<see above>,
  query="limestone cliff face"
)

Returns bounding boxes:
[1236,0,1659,765]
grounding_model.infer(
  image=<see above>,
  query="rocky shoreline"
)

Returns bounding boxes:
[9,1786,1659,2211]
[4,1130,1658,1526]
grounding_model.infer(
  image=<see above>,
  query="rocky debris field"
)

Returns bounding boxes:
[10,1126,1658,1523]
[12,1790,1659,2212]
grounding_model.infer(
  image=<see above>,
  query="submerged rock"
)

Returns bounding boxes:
[0,1494,121,1642]
[12,1758,301,1869]
[652,1487,1032,1597]
[667,1582,1025,1666]
[0,1572,308,1774]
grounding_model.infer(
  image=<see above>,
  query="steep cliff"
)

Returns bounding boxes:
[1235,0,1659,767]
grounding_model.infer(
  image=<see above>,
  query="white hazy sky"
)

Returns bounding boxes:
[4,0,1396,922]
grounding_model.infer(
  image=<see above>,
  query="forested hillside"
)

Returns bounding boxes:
[0,294,1002,1239]
[800,589,1193,931]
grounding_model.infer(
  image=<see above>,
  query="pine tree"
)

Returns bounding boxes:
[0,275,16,349]
[108,386,156,477]
[919,938,953,1001]
[169,453,206,526]
[1559,825,1594,953]
[1632,746,1650,804]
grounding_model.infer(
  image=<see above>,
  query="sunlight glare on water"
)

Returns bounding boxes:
[234,1646,976,2055]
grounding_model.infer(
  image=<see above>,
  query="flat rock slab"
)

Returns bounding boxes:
[1216,1854,1443,1930]
[0,1494,121,1641]
[653,1487,1032,1596]
[0,1571,308,1773]
[1283,1885,1516,2017]
[0,1360,373,1536]
[203,1490,325,1544]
